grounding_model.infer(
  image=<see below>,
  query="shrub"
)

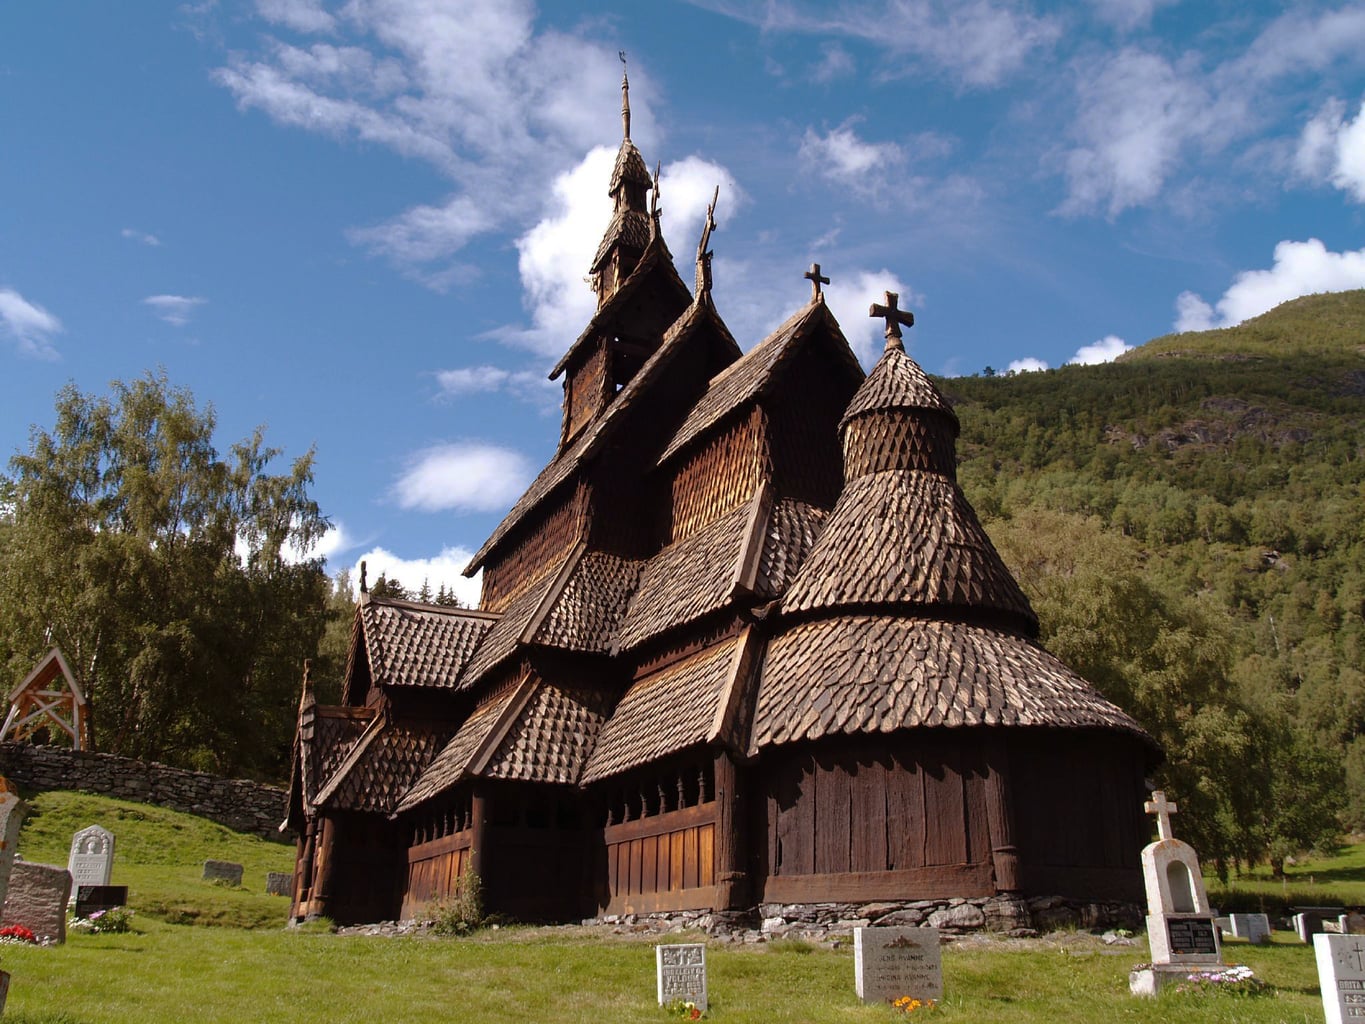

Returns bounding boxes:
[428,866,484,935]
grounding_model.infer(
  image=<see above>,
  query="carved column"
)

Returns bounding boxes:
[984,739,1021,893]
[714,750,748,909]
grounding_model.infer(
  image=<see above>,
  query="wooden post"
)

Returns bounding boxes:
[983,739,1021,892]
[469,785,488,882]
[312,815,339,917]
[714,750,747,910]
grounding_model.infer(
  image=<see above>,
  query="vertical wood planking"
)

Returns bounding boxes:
[851,753,889,872]
[814,751,852,874]
[698,824,715,887]
[964,747,991,866]
[670,830,685,891]
[886,754,925,870]
[924,745,966,865]
[642,834,658,893]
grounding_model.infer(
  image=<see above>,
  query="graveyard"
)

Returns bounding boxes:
[0,788,1354,1022]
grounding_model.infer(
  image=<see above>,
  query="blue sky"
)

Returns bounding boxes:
[4,0,1365,602]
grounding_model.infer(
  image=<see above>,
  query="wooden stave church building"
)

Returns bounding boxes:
[285,73,1160,927]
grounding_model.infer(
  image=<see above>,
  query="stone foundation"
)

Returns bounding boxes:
[585,895,1143,944]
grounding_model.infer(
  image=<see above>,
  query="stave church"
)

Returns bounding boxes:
[284,70,1159,926]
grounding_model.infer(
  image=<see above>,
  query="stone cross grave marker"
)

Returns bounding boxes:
[854,926,943,1004]
[1315,933,1365,1023]
[0,776,28,909]
[68,824,114,887]
[656,943,707,1012]
[1130,790,1223,996]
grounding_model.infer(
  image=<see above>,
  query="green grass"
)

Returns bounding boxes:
[16,791,295,929]
[0,791,1342,1022]
[1209,839,1365,915]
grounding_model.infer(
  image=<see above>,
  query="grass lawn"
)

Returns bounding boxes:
[0,791,1345,1022]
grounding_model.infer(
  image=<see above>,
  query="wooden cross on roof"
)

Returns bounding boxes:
[695,185,719,296]
[870,291,915,352]
[1145,789,1177,841]
[804,263,829,302]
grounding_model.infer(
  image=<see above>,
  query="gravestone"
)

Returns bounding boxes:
[0,861,72,943]
[266,871,293,897]
[1230,913,1271,944]
[1129,791,1224,996]
[1344,913,1365,936]
[0,776,28,907]
[1314,933,1365,1023]
[1297,909,1342,943]
[203,859,244,886]
[656,943,707,1011]
[74,884,129,918]
[854,926,943,1004]
[67,824,114,888]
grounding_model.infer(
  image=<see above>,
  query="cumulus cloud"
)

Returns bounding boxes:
[1174,238,1365,331]
[143,294,207,327]
[1069,334,1132,364]
[823,270,917,367]
[393,442,533,513]
[352,545,483,606]
[800,125,904,192]
[121,227,162,246]
[1295,97,1365,203]
[698,0,1060,88]
[798,122,964,209]
[434,365,556,407]
[1007,357,1049,373]
[0,287,62,360]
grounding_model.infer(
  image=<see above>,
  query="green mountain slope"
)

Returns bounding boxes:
[941,289,1365,873]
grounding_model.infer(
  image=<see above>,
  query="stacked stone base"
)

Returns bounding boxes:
[587,895,1143,944]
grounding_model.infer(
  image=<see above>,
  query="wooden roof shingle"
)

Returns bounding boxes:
[358,598,498,690]
[781,470,1038,631]
[532,550,643,652]
[315,717,449,814]
[581,637,740,784]
[395,681,523,812]
[482,682,614,785]
[749,616,1155,754]
[840,342,959,429]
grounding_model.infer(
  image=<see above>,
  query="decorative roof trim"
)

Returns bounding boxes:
[731,480,774,597]
[312,710,386,810]
[466,671,541,779]
[519,540,589,646]
[707,624,762,753]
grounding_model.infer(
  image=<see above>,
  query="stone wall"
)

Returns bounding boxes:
[0,743,291,843]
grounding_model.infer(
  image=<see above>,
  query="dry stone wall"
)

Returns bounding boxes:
[0,743,290,843]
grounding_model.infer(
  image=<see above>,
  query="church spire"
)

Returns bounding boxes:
[620,51,632,140]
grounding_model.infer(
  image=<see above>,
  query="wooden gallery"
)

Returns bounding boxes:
[285,75,1159,926]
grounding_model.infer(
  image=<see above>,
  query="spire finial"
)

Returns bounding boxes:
[695,185,719,296]
[805,263,830,302]
[359,559,368,594]
[870,291,915,352]
[649,162,661,238]
[619,51,631,140]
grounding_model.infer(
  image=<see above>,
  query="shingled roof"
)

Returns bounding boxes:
[749,616,1154,754]
[480,681,614,784]
[396,679,525,812]
[354,597,499,690]
[582,636,743,784]
[314,716,450,814]
[658,299,860,466]
[471,292,739,574]
[840,340,958,428]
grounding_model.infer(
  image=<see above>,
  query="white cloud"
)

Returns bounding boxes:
[393,442,533,513]
[1069,334,1132,364]
[708,0,1060,88]
[0,287,62,360]
[800,125,904,190]
[1085,0,1177,32]
[256,0,337,34]
[658,155,744,263]
[1174,238,1365,331]
[1295,98,1365,203]
[810,42,855,83]
[121,227,162,246]
[143,294,207,327]
[1007,357,1049,373]
[434,364,556,407]
[352,545,483,606]
[823,269,917,367]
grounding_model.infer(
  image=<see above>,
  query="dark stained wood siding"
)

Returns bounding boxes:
[601,802,717,915]
[481,485,587,614]
[669,406,768,544]
[564,339,610,446]
[765,343,858,508]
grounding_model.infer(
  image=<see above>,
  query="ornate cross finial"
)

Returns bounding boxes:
[1145,790,1178,841]
[695,185,719,296]
[619,51,631,140]
[804,263,830,302]
[870,291,915,351]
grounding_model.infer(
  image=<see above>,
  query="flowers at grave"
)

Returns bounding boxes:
[0,925,37,945]
[1174,964,1268,996]
[664,999,704,1019]
[892,995,937,1014]
[69,907,134,934]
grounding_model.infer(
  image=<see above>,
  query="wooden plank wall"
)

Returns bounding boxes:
[763,739,994,903]
[601,801,718,915]
[401,830,472,920]
[766,345,858,506]
[565,339,610,444]
[670,407,767,544]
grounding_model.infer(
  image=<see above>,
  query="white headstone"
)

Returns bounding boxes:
[67,824,114,887]
[854,926,943,1004]
[0,778,27,907]
[1315,934,1365,1023]
[1230,913,1271,944]
[656,943,707,1012]
[1139,791,1221,967]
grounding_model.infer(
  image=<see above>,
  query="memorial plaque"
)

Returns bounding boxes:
[1314,934,1365,1024]
[854,926,943,1004]
[74,884,128,918]
[656,943,707,1011]
[67,825,114,887]
[1168,917,1219,956]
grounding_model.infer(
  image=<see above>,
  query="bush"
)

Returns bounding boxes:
[428,866,484,935]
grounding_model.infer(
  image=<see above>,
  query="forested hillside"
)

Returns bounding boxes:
[945,290,1365,874]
